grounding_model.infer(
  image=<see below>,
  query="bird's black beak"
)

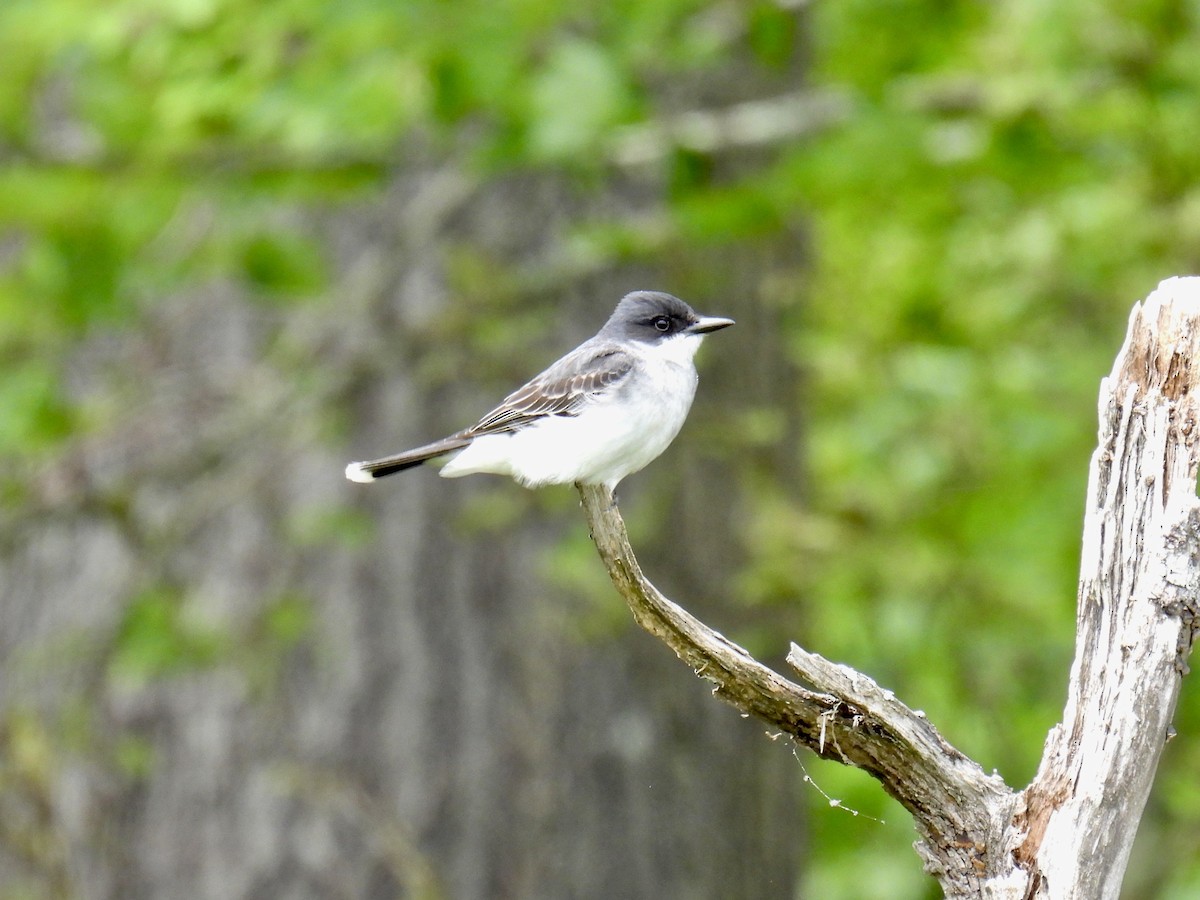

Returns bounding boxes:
[687,315,735,335]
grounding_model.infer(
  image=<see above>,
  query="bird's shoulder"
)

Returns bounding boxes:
[467,341,636,436]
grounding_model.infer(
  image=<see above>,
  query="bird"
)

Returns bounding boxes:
[345,291,734,491]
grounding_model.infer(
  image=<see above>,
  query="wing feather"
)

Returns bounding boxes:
[465,346,634,438]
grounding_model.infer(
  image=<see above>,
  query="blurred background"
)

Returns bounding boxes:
[2,1,1200,898]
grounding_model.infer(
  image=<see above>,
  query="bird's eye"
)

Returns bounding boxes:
[652,316,671,332]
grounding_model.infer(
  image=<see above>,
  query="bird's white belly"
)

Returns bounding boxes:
[440,357,699,489]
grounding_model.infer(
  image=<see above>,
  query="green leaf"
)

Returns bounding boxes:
[109,588,225,682]
[0,360,74,457]
[239,230,328,298]
[528,38,630,160]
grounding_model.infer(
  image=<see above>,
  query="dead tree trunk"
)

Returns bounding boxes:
[577,276,1200,898]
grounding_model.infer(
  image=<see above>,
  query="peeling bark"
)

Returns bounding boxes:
[1017,278,1200,898]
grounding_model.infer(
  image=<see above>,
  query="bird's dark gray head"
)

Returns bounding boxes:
[601,291,735,344]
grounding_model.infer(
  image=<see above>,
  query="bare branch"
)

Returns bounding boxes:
[575,482,1015,893]
[607,89,852,167]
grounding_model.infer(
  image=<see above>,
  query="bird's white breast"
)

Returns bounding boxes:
[439,333,705,489]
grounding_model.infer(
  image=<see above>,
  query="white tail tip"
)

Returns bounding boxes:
[345,462,375,483]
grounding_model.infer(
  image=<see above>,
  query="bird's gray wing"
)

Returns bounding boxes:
[464,343,635,438]
[345,343,634,482]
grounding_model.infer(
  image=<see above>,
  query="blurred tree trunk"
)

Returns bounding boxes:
[0,52,810,900]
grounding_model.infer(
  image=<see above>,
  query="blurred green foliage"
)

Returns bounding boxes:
[3,0,1200,896]
[108,586,226,682]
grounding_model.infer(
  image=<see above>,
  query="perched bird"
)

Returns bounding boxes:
[345,291,734,491]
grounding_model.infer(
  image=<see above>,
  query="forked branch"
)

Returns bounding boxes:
[575,482,1015,891]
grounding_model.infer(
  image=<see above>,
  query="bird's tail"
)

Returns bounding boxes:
[345,436,473,482]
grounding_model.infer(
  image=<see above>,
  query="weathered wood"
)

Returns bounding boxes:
[1015,277,1200,897]
[577,276,1200,898]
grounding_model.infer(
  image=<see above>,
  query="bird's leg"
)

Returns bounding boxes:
[576,482,619,512]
